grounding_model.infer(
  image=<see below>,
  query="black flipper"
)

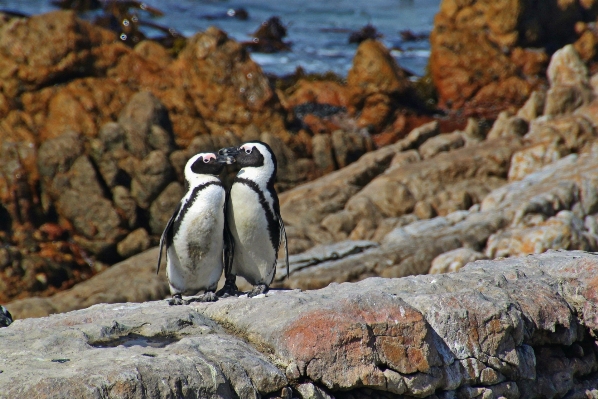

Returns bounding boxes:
[157,202,182,275]
[278,214,289,280]
[217,191,239,297]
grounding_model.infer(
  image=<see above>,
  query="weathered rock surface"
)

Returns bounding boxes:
[5,247,168,319]
[276,149,598,290]
[2,251,598,399]
[429,0,598,115]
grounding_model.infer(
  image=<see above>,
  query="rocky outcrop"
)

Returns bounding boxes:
[2,251,598,399]
[271,45,598,285]
[5,247,168,319]
[429,0,598,115]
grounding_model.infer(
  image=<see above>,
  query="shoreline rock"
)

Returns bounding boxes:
[2,251,598,398]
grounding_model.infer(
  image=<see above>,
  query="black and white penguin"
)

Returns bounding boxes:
[156,152,230,305]
[217,141,289,297]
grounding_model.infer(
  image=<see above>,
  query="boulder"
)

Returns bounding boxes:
[5,247,168,319]
[2,251,598,398]
[429,0,598,114]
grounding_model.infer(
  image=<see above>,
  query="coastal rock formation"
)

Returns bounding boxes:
[429,0,598,115]
[2,251,598,399]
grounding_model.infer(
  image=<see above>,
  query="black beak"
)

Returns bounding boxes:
[218,147,240,164]
[216,153,236,164]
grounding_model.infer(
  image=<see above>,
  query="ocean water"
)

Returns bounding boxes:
[2,0,441,77]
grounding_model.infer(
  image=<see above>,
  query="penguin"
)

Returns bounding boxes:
[217,141,289,298]
[156,152,230,305]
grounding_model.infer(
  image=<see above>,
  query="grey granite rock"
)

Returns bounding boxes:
[2,251,597,398]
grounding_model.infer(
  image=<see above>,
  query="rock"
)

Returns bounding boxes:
[3,250,598,397]
[429,0,597,113]
[280,150,598,289]
[149,182,184,235]
[429,248,487,274]
[130,150,173,209]
[116,228,151,259]
[508,112,596,181]
[485,210,595,258]
[544,45,594,116]
[5,247,169,319]
[0,11,114,98]
[516,90,546,122]
[418,132,466,159]
[117,91,175,159]
[486,111,529,140]
[311,134,335,173]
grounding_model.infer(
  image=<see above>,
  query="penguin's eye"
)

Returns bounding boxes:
[203,158,210,163]
[244,147,252,154]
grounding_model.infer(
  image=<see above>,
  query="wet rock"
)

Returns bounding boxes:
[428,248,487,274]
[348,24,382,44]
[116,228,151,259]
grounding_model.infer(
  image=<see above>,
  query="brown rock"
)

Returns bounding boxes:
[346,40,412,108]
[117,91,175,159]
[0,11,115,98]
[311,134,335,173]
[418,132,466,159]
[428,248,487,274]
[516,90,546,122]
[429,0,596,114]
[486,111,529,140]
[283,80,348,109]
[486,211,594,258]
[116,228,151,258]
[5,247,168,319]
[130,150,173,209]
[149,182,184,235]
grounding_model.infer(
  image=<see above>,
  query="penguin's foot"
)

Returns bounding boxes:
[216,280,239,298]
[168,294,187,306]
[248,284,269,298]
[187,291,218,303]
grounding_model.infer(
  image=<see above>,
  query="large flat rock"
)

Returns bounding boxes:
[1,251,598,398]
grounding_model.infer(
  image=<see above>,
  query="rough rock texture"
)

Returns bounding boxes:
[429,0,598,114]
[0,10,439,303]
[272,45,598,288]
[5,247,168,319]
[2,251,598,399]
[277,150,598,290]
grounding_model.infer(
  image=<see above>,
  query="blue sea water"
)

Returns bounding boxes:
[1,0,441,77]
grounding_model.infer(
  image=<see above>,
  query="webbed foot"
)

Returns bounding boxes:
[168,293,188,306]
[187,291,218,303]
[248,284,269,298]
[216,275,239,298]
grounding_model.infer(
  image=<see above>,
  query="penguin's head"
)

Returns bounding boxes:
[218,141,277,171]
[184,153,227,183]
